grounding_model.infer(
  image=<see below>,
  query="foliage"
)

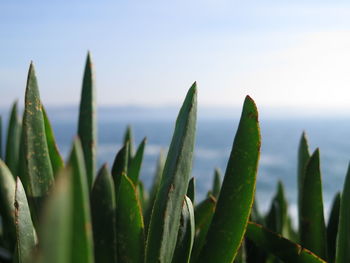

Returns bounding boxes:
[0,54,346,263]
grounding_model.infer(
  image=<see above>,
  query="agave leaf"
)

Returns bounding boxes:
[327,192,340,263]
[172,196,195,263]
[233,243,246,263]
[23,63,54,224]
[124,125,134,161]
[145,83,197,263]
[300,149,327,260]
[0,160,16,249]
[36,167,73,263]
[212,168,222,198]
[298,132,311,233]
[77,52,97,190]
[5,101,21,178]
[246,222,326,263]
[144,152,165,235]
[187,177,195,204]
[68,138,94,263]
[116,173,145,263]
[128,137,146,184]
[335,164,350,263]
[197,96,260,263]
[42,106,64,175]
[91,164,117,263]
[190,194,216,263]
[14,177,36,263]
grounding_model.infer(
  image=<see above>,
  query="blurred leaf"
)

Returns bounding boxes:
[144,152,165,236]
[137,180,148,213]
[233,243,246,263]
[68,138,94,263]
[187,177,195,204]
[190,195,216,263]
[197,96,261,263]
[327,192,340,263]
[145,83,197,263]
[111,143,129,205]
[265,181,288,237]
[14,177,36,263]
[300,149,327,260]
[5,101,21,178]
[335,164,350,263]
[42,106,64,175]
[77,52,96,190]
[246,222,326,263]
[116,173,145,263]
[91,165,117,263]
[0,160,16,250]
[36,168,73,263]
[298,132,310,234]
[128,137,146,184]
[212,168,222,198]
[124,125,134,161]
[23,63,54,224]
[172,196,195,263]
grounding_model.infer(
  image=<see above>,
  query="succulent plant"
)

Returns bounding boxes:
[0,53,348,263]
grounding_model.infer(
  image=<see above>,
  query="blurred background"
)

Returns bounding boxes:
[1,1,350,224]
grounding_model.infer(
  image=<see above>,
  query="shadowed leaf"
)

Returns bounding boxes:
[128,137,146,184]
[5,101,21,178]
[91,164,117,263]
[327,192,340,263]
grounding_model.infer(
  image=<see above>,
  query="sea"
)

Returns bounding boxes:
[2,105,350,226]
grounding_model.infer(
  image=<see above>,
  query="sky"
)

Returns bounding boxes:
[1,1,350,114]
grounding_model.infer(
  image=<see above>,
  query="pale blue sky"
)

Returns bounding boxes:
[1,1,350,112]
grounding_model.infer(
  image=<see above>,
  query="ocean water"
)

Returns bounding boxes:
[2,106,350,225]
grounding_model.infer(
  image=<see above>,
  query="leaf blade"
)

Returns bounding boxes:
[145,83,197,263]
[197,96,261,263]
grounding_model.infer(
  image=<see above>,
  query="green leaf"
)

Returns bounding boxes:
[78,52,97,190]
[197,96,261,263]
[5,101,21,178]
[128,137,146,184]
[14,177,36,263]
[116,173,145,263]
[42,106,64,175]
[68,138,94,263]
[144,152,165,236]
[212,168,222,198]
[298,132,311,234]
[187,177,195,204]
[172,196,195,263]
[327,192,340,263]
[145,83,197,263]
[300,149,327,260]
[137,180,148,213]
[190,195,216,263]
[23,63,54,224]
[91,164,117,263]
[335,164,350,263]
[124,125,134,161]
[36,167,73,263]
[111,143,129,205]
[265,181,288,237]
[246,222,326,263]
[0,160,16,250]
